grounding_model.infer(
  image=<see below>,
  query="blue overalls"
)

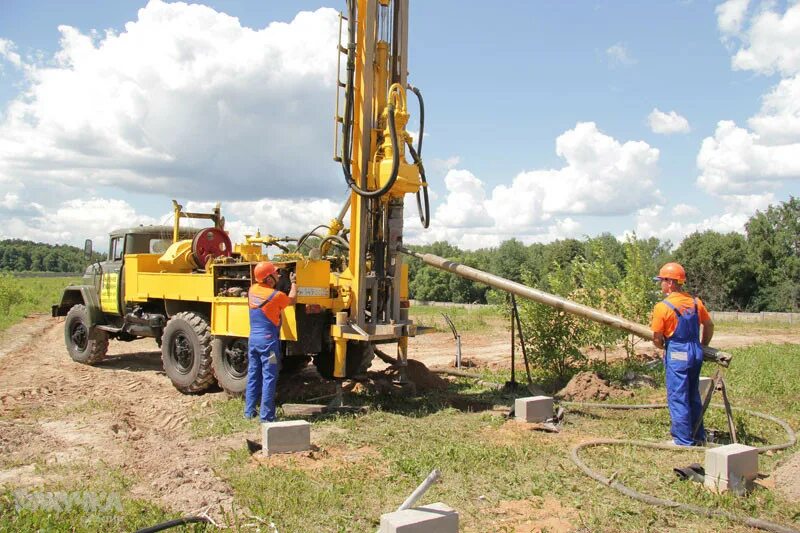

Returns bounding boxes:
[245,289,282,422]
[663,298,705,445]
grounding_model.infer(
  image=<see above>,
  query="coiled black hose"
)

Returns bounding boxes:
[407,84,430,228]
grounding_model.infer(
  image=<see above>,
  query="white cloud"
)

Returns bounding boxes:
[0,38,22,68]
[671,203,700,217]
[729,2,800,76]
[407,122,659,249]
[632,204,751,247]
[747,74,800,144]
[0,1,341,204]
[648,108,691,134]
[699,2,800,196]
[606,43,637,67]
[716,0,750,36]
[697,120,800,194]
[431,156,461,173]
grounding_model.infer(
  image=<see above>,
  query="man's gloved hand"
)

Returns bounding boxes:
[289,272,297,284]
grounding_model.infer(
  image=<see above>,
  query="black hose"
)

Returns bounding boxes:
[296,224,331,250]
[407,141,430,228]
[407,84,424,157]
[317,234,351,253]
[340,0,400,199]
[133,515,210,533]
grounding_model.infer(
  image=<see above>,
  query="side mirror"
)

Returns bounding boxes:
[84,239,93,260]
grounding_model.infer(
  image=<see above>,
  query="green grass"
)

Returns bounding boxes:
[0,275,82,331]
[408,304,503,333]
[715,318,800,334]
[0,466,207,533]
[186,342,800,532]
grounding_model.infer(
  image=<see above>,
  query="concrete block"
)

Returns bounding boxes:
[515,396,554,423]
[704,443,758,492]
[261,420,311,456]
[379,502,459,533]
[698,377,713,400]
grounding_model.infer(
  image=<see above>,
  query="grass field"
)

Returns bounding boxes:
[0,275,81,332]
[195,342,798,532]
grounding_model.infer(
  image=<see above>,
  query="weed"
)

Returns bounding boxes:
[0,275,81,331]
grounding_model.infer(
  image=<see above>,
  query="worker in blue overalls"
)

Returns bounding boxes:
[651,262,714,446]
[245,261,297,422]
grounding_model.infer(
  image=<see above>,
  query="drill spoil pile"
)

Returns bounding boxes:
[556,371,634,402]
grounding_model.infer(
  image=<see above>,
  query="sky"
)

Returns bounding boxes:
[0,0,798,252]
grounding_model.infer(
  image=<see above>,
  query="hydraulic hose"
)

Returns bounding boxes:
[340,0,400,199]
[296,225,331,250]
[406,84,430,228]
[133,515,210,533]
[407,140,430,228]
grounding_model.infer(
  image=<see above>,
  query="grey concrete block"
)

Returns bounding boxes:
[704,443,758,492]
[262,420,311,456]
[514,396,553,423]
[379,502,459,533]
[698,376,713,400]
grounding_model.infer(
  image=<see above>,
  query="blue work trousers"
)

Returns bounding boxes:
[244,339,281,422]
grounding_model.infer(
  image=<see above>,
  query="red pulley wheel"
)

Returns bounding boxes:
[192,227,232,268]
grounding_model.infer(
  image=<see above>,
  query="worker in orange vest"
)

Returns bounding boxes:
[651,262,714,445]
[245,261,297,422]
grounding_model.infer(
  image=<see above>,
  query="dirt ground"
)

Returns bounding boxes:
[1,314,799,525]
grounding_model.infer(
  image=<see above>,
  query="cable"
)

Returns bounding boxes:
[133,515,210,533]
[296,225,331,250]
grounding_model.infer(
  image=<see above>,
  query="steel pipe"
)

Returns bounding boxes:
[398,247,732,366]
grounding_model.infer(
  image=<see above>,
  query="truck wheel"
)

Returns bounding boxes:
[212,337,248,397]
[313,340,374,379]
[161,312,216,393]
[64,304,109,364]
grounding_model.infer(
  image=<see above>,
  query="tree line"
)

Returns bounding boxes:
[0,239,105,273]
[408,197,799,313]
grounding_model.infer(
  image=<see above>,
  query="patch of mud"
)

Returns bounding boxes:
[251,445,384,475]
[475,496,578,533]
[772,451,800,503]
[376,359,448,392]
[556,371,634,402]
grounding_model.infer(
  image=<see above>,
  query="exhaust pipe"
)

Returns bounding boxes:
[398,247,731,366]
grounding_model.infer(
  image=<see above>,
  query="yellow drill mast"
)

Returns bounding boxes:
[332,0,428,378]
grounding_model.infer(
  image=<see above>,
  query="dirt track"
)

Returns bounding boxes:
[1,314,798,519]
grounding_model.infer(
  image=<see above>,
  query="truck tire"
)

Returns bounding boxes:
[313,340,374,379]
[64,304,109,364]
[212,337,248,397]
[161,312,216,393]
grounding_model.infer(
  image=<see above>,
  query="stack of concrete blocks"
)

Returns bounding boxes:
[261,420,311,456]
[698,376,713,401]
[515,396,554,423]
[704,443,759,493]
[379,503,459,533]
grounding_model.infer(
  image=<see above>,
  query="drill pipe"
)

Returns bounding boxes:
[398,247,731,366]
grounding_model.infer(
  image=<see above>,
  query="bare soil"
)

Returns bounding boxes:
[555,371,634,402]
[1,315,798,521]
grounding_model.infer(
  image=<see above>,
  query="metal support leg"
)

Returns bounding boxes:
[397,336,409,384]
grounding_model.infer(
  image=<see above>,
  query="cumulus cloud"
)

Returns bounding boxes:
[716,0,750,36]
[0,1,341,204]
[606,43,636,67]
[407,122,659,249]
[698,1,800,197]
[729,2,800,76]
[648,108,691,134]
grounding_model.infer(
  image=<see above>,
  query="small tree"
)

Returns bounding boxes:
[516,265,587,381]
[618,234,659,357]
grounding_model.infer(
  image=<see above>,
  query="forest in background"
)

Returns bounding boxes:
[1,197,797,312]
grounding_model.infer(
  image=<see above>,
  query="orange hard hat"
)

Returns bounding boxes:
[253,261,277,283]
[654,262,686,284]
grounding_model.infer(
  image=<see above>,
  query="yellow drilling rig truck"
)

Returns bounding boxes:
[53,0,730,396]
